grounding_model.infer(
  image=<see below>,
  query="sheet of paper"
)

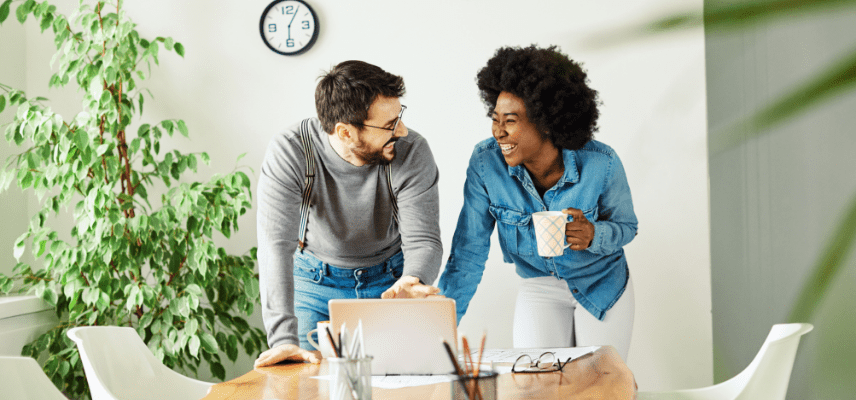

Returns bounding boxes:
[312,374,454,389]
[469,345,599,364]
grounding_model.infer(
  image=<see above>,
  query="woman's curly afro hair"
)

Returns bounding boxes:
[476,45,599,150]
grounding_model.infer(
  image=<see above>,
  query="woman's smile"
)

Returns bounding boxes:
[499,143,517,155]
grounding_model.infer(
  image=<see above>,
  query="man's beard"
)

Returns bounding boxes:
[352,139,397,165]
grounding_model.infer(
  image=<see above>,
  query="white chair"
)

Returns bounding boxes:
[67,326,213,400]
[0,355,68,399]
[639,323,813,400]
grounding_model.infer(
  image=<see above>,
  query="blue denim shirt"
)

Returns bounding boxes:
[438,138,637,322]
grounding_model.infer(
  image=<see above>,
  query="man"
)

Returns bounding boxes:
[254,61,442,367]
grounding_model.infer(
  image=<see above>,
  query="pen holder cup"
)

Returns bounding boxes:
[450,371,498,400]
[329,356,372,400]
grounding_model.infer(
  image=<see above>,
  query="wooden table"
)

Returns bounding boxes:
[202,346,637,400]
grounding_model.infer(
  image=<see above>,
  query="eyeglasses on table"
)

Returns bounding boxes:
[511,351,573,373]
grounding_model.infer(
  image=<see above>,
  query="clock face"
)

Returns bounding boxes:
[259,0,319,56]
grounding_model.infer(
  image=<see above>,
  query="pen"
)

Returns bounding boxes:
[325,326,341,358]
[442,339,471,400]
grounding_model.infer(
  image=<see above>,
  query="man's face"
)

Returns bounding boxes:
[350,96,408,165]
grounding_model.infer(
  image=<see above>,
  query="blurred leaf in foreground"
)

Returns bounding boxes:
[710,47,856,153]
[788,193,856,323]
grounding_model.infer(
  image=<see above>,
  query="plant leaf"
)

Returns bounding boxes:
[210,361,225,381]
[200,332,218,354]
[40,11,53,32]
[174,42,184,57]
[177,120,188,138]
[188,334,200,357]
[710,47,856,154]
[13,233,27,261]
[0,0,12,24]
[788,193,856,322]
[0,275,13,293]
[186,318,199,335]
[15,0,29,24]
[582,0,856,48]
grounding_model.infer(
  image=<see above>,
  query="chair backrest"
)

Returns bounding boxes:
[730,323,814,400]
[0,356,68,399]
[67,326,212,400]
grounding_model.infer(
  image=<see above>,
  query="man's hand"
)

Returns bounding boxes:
[381,275,443,299]
[254,343,320,368]
[563,208,595,251]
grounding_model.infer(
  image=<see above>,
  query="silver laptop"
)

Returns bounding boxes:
[328,298,458,375]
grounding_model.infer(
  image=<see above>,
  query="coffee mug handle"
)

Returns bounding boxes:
[307,328,321,350]
[563,213,574,249]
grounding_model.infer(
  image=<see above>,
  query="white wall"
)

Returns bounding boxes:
[3,0,711,390]
[0,16,30,278]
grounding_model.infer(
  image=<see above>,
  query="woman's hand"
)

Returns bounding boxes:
[563,208,595,251]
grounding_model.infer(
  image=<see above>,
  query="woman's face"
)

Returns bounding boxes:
[491,91,554,168]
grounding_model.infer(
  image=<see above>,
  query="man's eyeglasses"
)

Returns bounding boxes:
[356,105,406,133]
[511,352,572,373]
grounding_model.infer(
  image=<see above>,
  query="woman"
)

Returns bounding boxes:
[438,45,638,360]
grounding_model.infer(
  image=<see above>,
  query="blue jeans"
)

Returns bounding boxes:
[293,249,404,350]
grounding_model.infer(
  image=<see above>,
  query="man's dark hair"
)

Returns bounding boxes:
[476,45,599,150]
[315,60,405,133]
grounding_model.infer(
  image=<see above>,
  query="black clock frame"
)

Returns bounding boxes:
[259,0,320,56]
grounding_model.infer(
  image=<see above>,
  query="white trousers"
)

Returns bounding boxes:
[512,274,635,361]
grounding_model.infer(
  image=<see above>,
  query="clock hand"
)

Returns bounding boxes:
[287,5,300,29]
[286,5,300,40]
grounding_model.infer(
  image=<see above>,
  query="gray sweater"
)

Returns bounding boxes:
[256,118,442,348]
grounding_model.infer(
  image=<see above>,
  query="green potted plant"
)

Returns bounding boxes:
[0,0,265,397]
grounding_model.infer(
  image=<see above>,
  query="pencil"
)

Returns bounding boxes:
[462,337,475,400]
[473,332,486,376]
[472,333,487,400]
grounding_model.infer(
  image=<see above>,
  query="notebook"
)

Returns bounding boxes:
[328,298,458,376]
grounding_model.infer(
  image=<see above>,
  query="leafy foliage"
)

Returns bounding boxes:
[0,1,264,398]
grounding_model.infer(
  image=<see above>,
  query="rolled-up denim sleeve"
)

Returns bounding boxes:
[587,153,638,255]
[438,149,495,324]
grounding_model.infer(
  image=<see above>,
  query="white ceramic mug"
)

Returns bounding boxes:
[307,321,335,358]
[532,211,573,257]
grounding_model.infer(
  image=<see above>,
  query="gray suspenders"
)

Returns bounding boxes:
[296,119,399,251]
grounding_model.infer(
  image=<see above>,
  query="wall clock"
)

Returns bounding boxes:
[259,0,319,56]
